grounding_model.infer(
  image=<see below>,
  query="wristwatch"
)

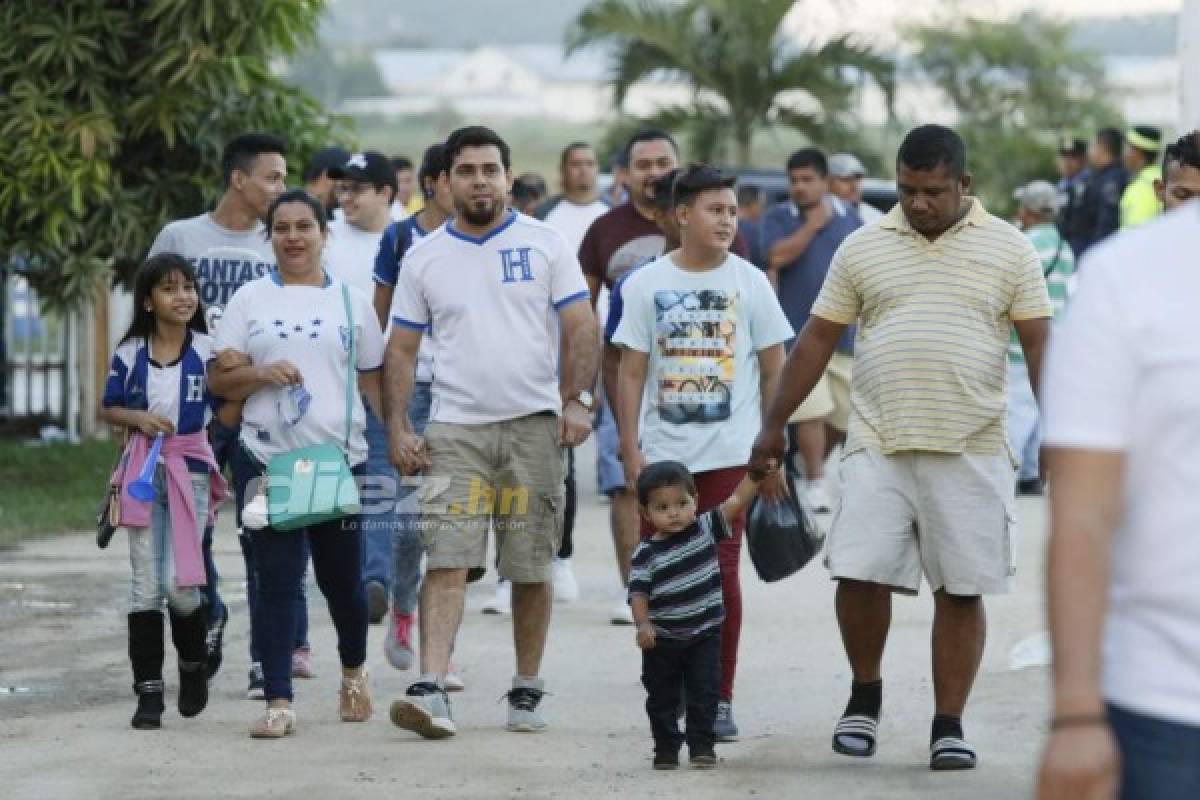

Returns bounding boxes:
[568,390,595,412]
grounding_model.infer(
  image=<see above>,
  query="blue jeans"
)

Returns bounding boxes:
[361,402,396,589]
[1109,703,1200,799]
[231,444,310,663]
[128,464,208,616]
[251,467,369,703]
[1006,362,1041,481]
[391,381,432,614]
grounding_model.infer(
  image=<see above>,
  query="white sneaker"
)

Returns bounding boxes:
[805,482,832,514]
[551,558,579,603]
[610,588,634,625]
[444,661,465,692]
[482,580,511,615]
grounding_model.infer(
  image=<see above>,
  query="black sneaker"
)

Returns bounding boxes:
[246,663,264,700]
[1016,478,1045,496]
[653,750,680,770]
[366,580,388,625]
[205,603,228,679]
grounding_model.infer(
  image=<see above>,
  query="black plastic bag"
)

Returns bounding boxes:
[746,476,825,582]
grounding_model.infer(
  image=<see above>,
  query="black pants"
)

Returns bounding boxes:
[557,448,576,559]
[641,629,720,753]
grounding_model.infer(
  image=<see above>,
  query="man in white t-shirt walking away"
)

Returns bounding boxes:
[384,126,599,738]
[323,150,399,624]
[534,141,610,605]
[1038,203,1200,799]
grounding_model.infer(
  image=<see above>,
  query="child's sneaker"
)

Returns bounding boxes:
[653,750,680,770]
[689,746,718,769]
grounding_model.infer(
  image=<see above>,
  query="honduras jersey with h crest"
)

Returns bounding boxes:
[103,332,216,437]
[149,214,275,333]
[390,210,590,425]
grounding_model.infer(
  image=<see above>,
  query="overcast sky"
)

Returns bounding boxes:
[785,0,1181,42]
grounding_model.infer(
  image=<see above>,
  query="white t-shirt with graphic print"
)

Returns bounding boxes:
[214,274,385,467]
[612,252,793,473]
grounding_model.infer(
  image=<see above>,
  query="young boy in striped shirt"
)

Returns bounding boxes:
[629,461,771,770]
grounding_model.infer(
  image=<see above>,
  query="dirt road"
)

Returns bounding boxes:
[0,442,1049,799]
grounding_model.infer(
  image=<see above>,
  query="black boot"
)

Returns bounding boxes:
[128,610,165,729]
[169,606,209,718]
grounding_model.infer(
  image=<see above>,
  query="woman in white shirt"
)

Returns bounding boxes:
[209,189,386,739]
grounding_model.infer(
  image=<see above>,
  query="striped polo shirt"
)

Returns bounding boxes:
[628,509,730,640]
[811,198,1052,458]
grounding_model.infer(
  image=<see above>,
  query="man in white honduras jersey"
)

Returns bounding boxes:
[385,126,599,738]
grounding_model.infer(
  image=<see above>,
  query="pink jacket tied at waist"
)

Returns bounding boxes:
[112,431,228,588]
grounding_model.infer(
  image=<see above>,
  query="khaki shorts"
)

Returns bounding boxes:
[789,372,836,422]
[826,448,1016,595]
[418,413,565,583]
[825,352,853,432]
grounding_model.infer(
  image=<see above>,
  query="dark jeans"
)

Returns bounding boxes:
[231,443,310,662]
[641,629,721,753]
[558,448,576,560]
[204,418,241,624]
[1110,703,1200,800]
[250,463,369,703]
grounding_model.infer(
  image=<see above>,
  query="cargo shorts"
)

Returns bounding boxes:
[417,412,566,583]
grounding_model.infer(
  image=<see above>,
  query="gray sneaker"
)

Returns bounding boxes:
[714,700,738,741]
[389,682,456,739]
[505,678,547,733]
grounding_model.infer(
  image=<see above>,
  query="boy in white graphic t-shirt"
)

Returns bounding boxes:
[612,164,793,742]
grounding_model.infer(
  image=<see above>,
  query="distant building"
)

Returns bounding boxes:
[346,44,1180,131]
[348,44,690,122]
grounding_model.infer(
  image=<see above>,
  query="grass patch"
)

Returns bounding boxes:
[0,438,122,547]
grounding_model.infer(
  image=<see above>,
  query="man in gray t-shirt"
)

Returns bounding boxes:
[146,133,287,687]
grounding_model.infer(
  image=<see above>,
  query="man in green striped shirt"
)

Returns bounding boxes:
[1009,180,1075,495]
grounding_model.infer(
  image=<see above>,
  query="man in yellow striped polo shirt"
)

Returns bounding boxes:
[751,125,1051,771]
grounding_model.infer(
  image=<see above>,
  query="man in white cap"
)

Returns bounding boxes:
[828,153,884,225]
[1008,179,1075,495]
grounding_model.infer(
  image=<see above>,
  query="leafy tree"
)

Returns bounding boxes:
[567,0,894,166]
[907,13,1122,211]
[0,0,353,310]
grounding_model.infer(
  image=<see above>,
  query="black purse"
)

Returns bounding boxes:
[96,435,129,549]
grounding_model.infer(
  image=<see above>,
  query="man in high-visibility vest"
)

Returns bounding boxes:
[1119,125,1163,228]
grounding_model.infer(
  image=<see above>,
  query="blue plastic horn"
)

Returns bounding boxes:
[128,433,164,502]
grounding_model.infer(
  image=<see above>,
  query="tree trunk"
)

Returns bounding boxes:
[736,131,753,168]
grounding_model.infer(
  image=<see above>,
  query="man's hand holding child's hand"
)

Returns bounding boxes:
[636,624,657,651]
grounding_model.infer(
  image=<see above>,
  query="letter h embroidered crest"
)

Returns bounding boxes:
[499,247,534,283]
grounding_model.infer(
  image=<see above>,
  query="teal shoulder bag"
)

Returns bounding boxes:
[266,283,363,531]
